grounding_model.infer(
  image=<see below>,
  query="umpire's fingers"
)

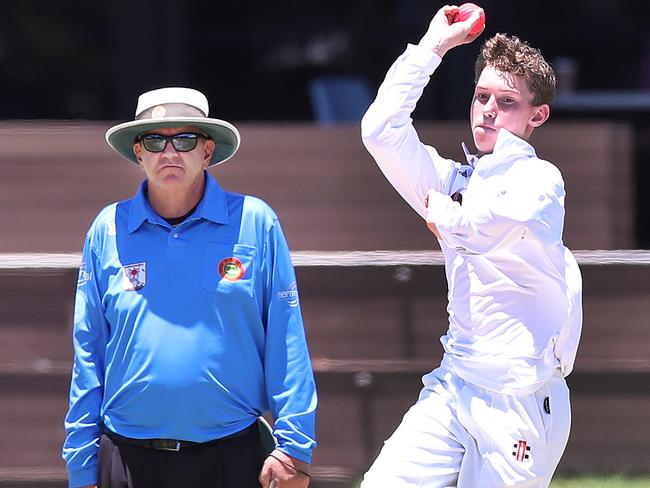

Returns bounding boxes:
[259,457,274,488]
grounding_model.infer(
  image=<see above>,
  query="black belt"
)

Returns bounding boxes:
[104,422,258,452]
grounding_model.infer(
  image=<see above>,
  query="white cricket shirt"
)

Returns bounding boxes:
[361,44,582,395]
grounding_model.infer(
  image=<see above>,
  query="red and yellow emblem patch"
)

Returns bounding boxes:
[219,257,245,281]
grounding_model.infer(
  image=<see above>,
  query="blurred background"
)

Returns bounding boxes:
[1,0,649,120]
[1,0,650,486]
[0,0,649,245]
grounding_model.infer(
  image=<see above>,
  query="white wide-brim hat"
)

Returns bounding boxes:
[105,87,240,167]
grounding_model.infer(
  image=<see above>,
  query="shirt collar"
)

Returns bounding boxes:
[193,172,230,225]
[461,129,537,168]
[461,142,479,167]
[128,171,230,233]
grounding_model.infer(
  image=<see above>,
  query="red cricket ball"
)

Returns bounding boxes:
[454,3,486,35]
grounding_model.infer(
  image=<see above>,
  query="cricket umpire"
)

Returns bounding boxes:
[62,87,317,488]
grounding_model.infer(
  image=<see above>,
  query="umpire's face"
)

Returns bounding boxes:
[133,126,216,192]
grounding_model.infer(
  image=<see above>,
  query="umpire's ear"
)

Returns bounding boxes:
[201,139,216,169]
[133,142,146,171]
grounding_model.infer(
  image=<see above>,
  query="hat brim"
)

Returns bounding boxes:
[105,117,240,167]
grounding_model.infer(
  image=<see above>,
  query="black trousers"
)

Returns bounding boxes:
[98,425,265,488]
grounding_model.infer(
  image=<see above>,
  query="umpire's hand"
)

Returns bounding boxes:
[259,448,311,488]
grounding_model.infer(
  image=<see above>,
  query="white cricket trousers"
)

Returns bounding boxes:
[360,365,571,488]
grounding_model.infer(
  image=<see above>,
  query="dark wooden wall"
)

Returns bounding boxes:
[0,121,635,252]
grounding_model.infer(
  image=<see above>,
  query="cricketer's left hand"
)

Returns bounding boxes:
[425,189,457,239]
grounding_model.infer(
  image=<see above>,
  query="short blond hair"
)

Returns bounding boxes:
[474,33,555,105]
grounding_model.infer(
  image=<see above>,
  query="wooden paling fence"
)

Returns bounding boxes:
[0,250,649,486]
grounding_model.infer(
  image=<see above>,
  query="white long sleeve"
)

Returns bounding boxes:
[361,44,459,218]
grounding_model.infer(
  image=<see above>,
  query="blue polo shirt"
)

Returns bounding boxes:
[62,172,317,488]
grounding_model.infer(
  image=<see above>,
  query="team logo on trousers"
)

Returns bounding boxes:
[122,262,146,291]
[219,257,245,281]
[512,440,531,462]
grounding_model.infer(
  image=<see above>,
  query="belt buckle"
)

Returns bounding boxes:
[152,439,181,451]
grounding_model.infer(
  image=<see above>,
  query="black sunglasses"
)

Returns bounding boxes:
[137,132,208,153]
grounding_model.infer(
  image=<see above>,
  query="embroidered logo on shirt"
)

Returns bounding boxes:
[277,281,299,307]
[219,257,245,281]
[512,440,531,462]
[77,262,92,287]
[123,262,146,291]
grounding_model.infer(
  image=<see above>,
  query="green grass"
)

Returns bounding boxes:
[551,475,650,487]
[345,475,650,488]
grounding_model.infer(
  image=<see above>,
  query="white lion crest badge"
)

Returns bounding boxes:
[123,262,146,291]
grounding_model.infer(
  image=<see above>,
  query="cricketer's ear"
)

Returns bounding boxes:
[529,104,550,129]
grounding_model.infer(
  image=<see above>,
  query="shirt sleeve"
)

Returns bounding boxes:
[427,165,566,253]
[361,43,459,218]
[62,233,109,488]
[261,218,317,463]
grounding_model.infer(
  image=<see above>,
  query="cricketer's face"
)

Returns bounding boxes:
[133,126,215,191]
[470,66,549,154]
